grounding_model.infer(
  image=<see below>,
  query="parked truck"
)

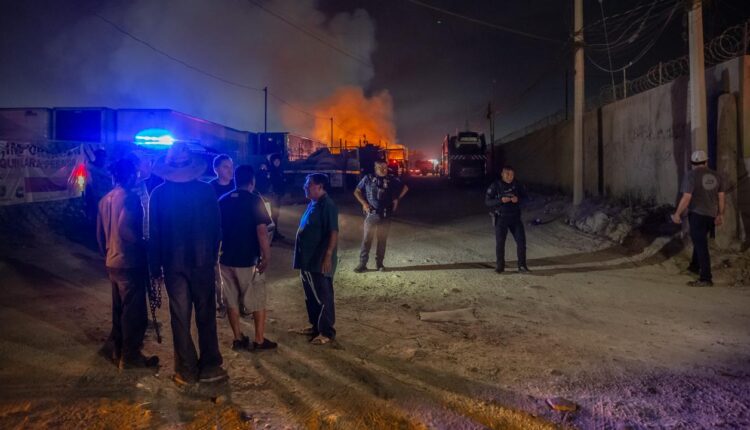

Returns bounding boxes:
[440,131,487,183]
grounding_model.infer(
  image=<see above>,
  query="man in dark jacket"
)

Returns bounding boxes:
[485,166,530,273]
[149,143,227,386]
[97,159,158,369]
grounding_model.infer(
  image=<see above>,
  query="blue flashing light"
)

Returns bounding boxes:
[134,128,175,148]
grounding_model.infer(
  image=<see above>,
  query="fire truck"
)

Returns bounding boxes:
[440,131,487,183]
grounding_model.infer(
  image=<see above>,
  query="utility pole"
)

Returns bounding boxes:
[573,0,584,205]
[688,0,707,152]
[330,117,334,151]
[263,87,268,133]
[487,102,495,174]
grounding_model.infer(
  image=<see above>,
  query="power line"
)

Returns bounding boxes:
[404,0,566,45]
[245,0,374,69]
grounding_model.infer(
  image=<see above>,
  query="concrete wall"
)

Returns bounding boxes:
[500,56,749,209]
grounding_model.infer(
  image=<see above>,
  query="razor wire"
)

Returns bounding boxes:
[594,19,750,106]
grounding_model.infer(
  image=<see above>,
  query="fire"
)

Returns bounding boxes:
[281,86,406,159]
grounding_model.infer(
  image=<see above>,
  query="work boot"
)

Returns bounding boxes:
[199,367,229,383]
[232,335,251,351]
[119,353,159,370]
[518,266,531,273]
[353,264,367,273]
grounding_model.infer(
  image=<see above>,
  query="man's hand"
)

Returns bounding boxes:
[671,213,682,224]
[501,197,511,203]
[257,255,270,274]
[715,214,724,226]
[510,196,519,204]
[321,253,333,274]
[392,199,399,212]
[362,203,371,214]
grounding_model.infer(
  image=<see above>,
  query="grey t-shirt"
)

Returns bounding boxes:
[680,166,724,217]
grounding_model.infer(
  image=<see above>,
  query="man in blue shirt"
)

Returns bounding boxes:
[291,173,339,345]
[353,160,409,272]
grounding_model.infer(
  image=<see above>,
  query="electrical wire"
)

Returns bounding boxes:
[404,0,565,45]
[245,0,374,69]
[93,12,264,92]
[597,0,617,93]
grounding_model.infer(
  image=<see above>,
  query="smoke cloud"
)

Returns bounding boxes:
[1,0,395,141]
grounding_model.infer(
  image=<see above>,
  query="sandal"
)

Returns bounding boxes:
[310,335,332,345]
[288,326,316,336]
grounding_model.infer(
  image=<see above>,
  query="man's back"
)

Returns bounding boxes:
[148,180,221,274]
[219,190,271,267]
[97,187,146,269]
[683,166,724,218]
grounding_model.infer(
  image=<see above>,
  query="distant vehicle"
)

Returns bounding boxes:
[440,131,487,183]
[411,159,435,176]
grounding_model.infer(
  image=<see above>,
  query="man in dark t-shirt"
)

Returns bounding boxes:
[485,166,529,274]
[209,154,234,317]
[291,173,339,345]
[353,160,408,272]
[219,165,276,351]
[671,150,726,287]
[210,154,235,199]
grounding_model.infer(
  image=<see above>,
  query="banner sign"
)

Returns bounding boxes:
[0,141,85,206]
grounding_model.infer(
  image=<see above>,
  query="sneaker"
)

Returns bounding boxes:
[687,280,713,287]
[353,264,367,273]
[119,354,159,370]
[199,367,229,383]
[252,338,278,351]
[518,266,531,273]
[376,265,386,272]
[232,335,251,351]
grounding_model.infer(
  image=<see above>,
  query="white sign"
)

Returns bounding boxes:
[0,141,85,206]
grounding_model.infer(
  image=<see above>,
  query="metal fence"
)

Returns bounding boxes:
[593,19,750,107]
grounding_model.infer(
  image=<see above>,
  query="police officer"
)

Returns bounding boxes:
[671,150,726,287]
[353,160,409,272]
[486,166,529,273]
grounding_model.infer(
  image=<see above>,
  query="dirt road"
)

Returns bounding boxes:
[0,176,748,429]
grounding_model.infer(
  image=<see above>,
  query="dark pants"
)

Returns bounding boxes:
[269,193,282,235]
[359,213,391,267]
[164,265,223,379]
[105,267,148,362]
[689,212,714,282]
[495,215,527,269]
[301,271,336,339]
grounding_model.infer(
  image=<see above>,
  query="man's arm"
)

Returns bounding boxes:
[118,195,142,244]
[256,223,271,273]
[321,230,338,274]
[485,182,502,209]
[671,193,692,224]
[715,192,726,226]
[96,205,106,257]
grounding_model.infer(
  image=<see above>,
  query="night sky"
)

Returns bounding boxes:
[2,0,749,157]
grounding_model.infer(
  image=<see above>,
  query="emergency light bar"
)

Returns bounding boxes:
[134,128,175,148]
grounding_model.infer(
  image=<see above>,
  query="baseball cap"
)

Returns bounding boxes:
[690,150,708,164]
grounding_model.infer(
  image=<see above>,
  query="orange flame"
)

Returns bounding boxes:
[281,86,406,159]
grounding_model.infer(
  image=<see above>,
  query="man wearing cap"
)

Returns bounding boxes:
[149,143,227,385]
[353,160,408,272]
[671,150,726,287]
[486,166,530,274]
